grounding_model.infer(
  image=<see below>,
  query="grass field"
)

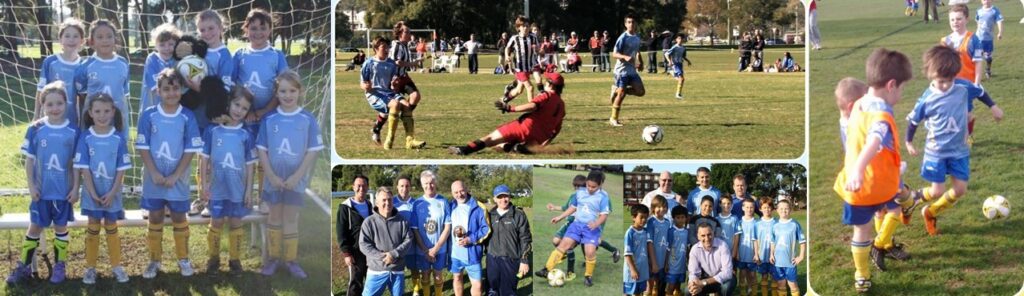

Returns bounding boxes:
[335,48,805,159]
[531,167,623,294]
[808,1,1024,295]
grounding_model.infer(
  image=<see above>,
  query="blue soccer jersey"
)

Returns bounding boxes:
[21,119,78,201]
[233,45,289,110]
[613,32,641,74]
[770,218,806,268]
[942,32,983,62]
[571,188,611,224]
[205,46,236,87]
[975,6,1003,41]
[141,52,175,112]
[256,107,324,193]
[73,127,130,213]
[665,44,687,64]
[451,202,472,262]
[623,226,651,284]
[351,198,371,218]
[738,216,759,263]
[717,213,741,243]
[687,186,722,216]
[858,95,898,151]
[907,84,980,161]
[38,54,83,124]
[666,224,689,275]
[201,123,257,203]
[412,194,451,256]
[754,217,777,263]
[393,195,418,225]
[74,54,129,126]
[136,105,203,201]
[360,57,399,98]
[646,216,672,270]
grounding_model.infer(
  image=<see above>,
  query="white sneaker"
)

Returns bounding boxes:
[113,266,129,283]
[188,199,205,216]
[82,268,97,285]
[200,206,211,218]
[609,118,623,127]
[143,261,160,279]
[141,209,149,219]
[179,259,195,277]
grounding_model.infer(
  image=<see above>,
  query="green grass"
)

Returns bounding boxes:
[335,49,805,159]
[809,1,1024,295]
[532,167,623,294]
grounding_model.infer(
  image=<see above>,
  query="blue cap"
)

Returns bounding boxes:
[492,184,512,198]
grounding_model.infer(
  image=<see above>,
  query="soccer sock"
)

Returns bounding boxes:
[790,288,800,296]
[54,231,69,262]
[284,232,299,262]
[411,270,421,294]
[20,235,39,265]
[384,110,399,147]
[105,224,122,266]
[599,240,618,253]
[86,223,101,268]
[873,215,882,233]
[920,187,936,202]
[566,249,576,273]
[584,259,596,277]
[229,226,244,261]
[676,83,682,95]
[896,186,916,209]
[173,221,190,260]
[434,281,443,296]
[268,224,283,260]
[760,278,770,296]
[928,189,960,216]
[851,240,872,280]
[776,286,786,296]
[611,106,621,121]
[874,212,901,249]
[421,275,432,296]
[208,225,222,260]
[401,115,416,140]
[545,249,564,270]
[148,222,163,261]
[461,139,487,154]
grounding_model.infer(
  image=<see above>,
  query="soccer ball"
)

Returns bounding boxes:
[642,125,664,145]
[547,268,566,287]
[177,55,207,82]
[982,195,1010,220]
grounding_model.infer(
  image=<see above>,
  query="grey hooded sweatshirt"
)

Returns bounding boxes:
[358,207,413,272]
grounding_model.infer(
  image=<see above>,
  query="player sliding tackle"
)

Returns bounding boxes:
[448,73,565,155]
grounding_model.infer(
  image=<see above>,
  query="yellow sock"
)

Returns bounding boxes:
[873,215,882,233]
[851,243,871,280]
[874,212,900,249]
[760,280,770,296]
[421,275,432,296]
[384,111,399,148]
[85,223,101,268]
[929,189,959,216]
[584,259,596,277]
[611,106,621,121]
[268,224,283,259]
[434,282,443,296]
[411,270,421,294]
[104,224,122,266]
[675,84,682,95]
[790,289,800,296]
[920,187,936,202]
[284,232,299,262]
[208,225,222,259]
[172,221,189,259]
[402,115,415,139]
[776,287,787,296]
[148,223,163,261]
[545,249,564,270]
[229,226,244,261]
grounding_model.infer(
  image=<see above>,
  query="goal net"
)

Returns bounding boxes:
[0,0,332,197]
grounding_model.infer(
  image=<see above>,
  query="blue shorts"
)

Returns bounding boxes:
[665,273,686,284]
[362,271,405,296]
[980,40,994,56]
[263,189,305,207]
[564,222,602,246]
[672,63,684,78]
[365,91,403,114]
[450,258,483,280]
[208,200,250,218]
[756,262,774,275]
[404,254,420,271]
[30,200,74,227]
[921,156,970,183]
[416,252,448,271]
[771,266,798,282]
[80,208,125,221]
[623,281,648,295]
[737,261,758,271]
[651,270,664,281]
[613,71,643,88]
[140,198,191,213]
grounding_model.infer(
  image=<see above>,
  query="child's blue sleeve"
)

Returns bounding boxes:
[185,114,203,153]
[246,131,258,164]
[73,134,89,168]
[136,113,151,150]
[116,135,131,171]
[306,115,324,151]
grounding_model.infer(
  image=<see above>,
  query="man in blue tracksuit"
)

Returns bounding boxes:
[449,180,491,296]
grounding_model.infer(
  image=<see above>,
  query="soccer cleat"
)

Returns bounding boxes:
[609,118,623,127]
[612,249,621,263]
[6,263,30,284]
[382,134,395,150]
[885,242,911,261]
[675,94,683,100]
[179,259,195,277]
[584,276,594,287]
[50,261,67,283]
[285,261,308,279]
[201,206,211,218]
[82,268,97,285]
[565,271,576,281]
[967,135,974,148]
[262,259,280,276]
[143,261,161,279]
[406,138,427,150]
[901,194,922,225]
[869,246,887,272]
[207,257,221,273]
[113,266,129,283]
[448,146,467,155]
[229,260,243,276]
[534,268,548,278]
[371,132,381,145]
[922,205,939,236]
[189,199,205,216]
[854,278,872,293]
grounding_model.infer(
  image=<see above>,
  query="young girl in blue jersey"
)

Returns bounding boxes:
[7,82,79,284]
[201,86,257,275]
[645,195,671,296]
[753,196,777,296]
[137,68,203,279]
[768,200,805,296]
[73,19,129,132]
[35,18,85,123]
[233,8,289,126]
[542,170,611,287]
[257,70,324,278]
[140,23,182,113]
[193,9,236,129]
[76,93,131,284]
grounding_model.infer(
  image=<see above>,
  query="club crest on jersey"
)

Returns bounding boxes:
[425,220,439,235]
